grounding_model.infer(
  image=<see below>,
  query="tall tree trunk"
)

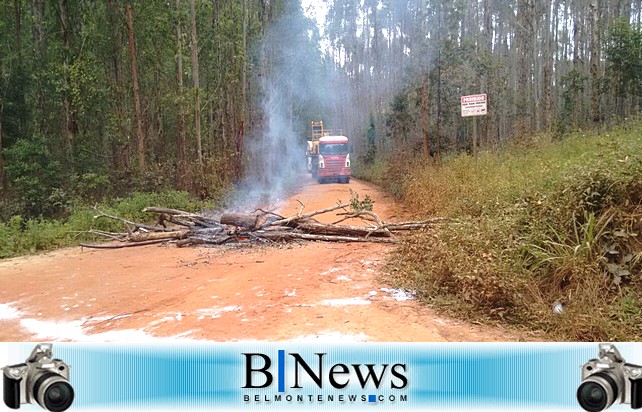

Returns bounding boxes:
[239,0,247,177]
[516,0,529,135]
[590,0,600,124]
[59,0,77,162]
[107,0,130,173]
[221,96,227,156]
[421,73,430,158]
[435,33,441,156]
[543,0,553,130]
[483,0,494,145]
[0,104,4,197]
[176,0,187,189]
[126,3,145,174]
[31,0,46,134]
[435,5,442,159]
[14,0,22,63]
[108,0,123,87]
[572,3,581,125]
[190,0,202,164]
[31,0,45,60]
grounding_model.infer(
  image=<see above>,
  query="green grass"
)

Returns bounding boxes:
[403,130,641,216]
[378,120,642,340]
[0,191,211,259]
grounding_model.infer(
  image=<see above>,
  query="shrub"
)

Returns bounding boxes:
[0,190,210,259]
[384,120,642,340]
[3,135,64,218]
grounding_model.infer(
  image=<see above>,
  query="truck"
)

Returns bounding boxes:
[306,121,351,184]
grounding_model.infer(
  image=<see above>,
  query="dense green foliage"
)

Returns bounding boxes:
[376,120,642,340]
[605,19,642,105]
[0,190,208,258]
[0,0,285,219]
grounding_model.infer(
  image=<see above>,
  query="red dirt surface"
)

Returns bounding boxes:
[0,176,530,342]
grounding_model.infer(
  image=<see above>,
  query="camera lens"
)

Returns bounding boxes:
[44,382,73,412]
[578,382,608,411]
[577,373,619,412]
[33,373,74,412]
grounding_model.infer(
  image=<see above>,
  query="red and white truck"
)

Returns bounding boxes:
[306,121,351,184]
[316,135,351,183]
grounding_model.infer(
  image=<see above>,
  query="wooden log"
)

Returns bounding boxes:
[129,230,188,242]
[381,218,450,231]
[254,231,397,243]
[295,221,390,237]
[176,236,231,247]
[80,239,171,249]
[143,206,221,227]
[220,213,259,229]
[385,223,437,230]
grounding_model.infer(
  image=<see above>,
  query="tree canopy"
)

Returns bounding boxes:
[2,0,642,219]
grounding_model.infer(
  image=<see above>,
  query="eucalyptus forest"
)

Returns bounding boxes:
[1,0,642,218]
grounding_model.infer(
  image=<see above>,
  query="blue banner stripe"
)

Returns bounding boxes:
[278,349,285,393]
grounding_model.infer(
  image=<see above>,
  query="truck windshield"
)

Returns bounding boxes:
[319,143,348,155]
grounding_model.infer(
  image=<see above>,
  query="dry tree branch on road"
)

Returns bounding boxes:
[79,202,448,249]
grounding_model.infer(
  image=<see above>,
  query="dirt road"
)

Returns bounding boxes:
[0,176,526,342]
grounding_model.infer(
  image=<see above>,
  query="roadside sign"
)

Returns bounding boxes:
[461,94,487,117]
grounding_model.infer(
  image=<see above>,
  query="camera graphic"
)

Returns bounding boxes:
[3,344,74,411]
[577,344,642,411]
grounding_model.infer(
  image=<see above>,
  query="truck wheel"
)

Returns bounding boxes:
[317,178,324,184]
[344,177,350,184]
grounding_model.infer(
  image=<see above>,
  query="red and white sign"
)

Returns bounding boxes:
[461,94,487,117]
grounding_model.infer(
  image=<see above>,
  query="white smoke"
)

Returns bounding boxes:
[228,1,344,212]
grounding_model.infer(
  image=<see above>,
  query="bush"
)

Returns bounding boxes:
[70,173,111,204]
[0,190,210,259]
[4,135,64,218]
[383,120,642,340]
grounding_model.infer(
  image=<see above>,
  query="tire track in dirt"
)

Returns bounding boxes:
[0,175,529,342]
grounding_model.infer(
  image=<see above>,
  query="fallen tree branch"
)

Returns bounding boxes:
[176,236,232,247]
[254,231,398,243]
[129,230,188,242]
[254,209,285,220]
[75,229,128,241]
[295,221,391,237]
[93,207,175,232]
[295,199,305,217]
[379,217,451,231]
[259,202,350,228]
[78,200,448,249]
[142,206,220,228]
[80,239,171,249]
[142,207,196,216]
[220,213,260,229]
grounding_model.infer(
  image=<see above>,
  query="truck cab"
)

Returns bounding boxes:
[317,135,351,183]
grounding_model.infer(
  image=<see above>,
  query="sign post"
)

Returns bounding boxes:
[461,94,488,156]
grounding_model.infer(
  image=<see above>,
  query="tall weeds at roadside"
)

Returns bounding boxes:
[522,211,611,273]
[0,191,211,259]
[384,121,642,340]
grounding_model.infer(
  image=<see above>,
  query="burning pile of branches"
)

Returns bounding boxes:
[79,201,447,249]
